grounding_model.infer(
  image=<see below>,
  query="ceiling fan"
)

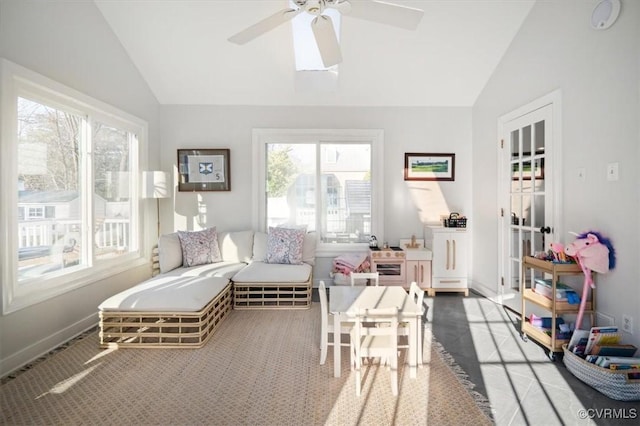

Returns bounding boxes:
[228,0,424,67]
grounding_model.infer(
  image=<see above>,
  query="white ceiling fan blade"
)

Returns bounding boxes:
[228,8,303,45]
[326,0,352,14]
[346,0,424,30]
[311,15,343,67]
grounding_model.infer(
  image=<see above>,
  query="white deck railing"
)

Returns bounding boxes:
[18,219,130,250]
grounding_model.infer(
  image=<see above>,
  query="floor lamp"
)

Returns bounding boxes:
[143,171,169,238]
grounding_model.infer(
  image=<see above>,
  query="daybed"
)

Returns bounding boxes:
[98,228,315,348]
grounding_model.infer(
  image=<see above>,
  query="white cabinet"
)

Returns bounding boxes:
[425,226,468,296]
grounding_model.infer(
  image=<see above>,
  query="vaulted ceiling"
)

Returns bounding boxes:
[95,0,535,106]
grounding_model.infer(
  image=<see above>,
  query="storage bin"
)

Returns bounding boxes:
[443,212,467,228]
[563,344,640,401]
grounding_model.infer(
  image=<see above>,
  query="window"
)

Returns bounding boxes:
[253,129,384,254]
[1,59,147,314]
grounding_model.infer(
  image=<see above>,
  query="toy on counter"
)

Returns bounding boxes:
[564,231,616,330]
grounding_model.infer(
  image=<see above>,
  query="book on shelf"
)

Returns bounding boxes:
[584,326,620,355]
[533,278,580,303]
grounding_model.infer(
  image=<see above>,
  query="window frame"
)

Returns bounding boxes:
[0,58,148,315]
[252,128,384,257]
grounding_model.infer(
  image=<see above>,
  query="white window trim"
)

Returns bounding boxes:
[252,128,384,257]
[0,58,148,315]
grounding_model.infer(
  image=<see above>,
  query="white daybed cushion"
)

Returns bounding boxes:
[99,262,245,312]
[231,261,312,283]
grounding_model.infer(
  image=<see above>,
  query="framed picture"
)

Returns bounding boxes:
[177,149,230,191]
[404,153,455,181]
[512,155,544,180]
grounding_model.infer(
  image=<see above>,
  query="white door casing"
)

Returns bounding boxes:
[498,91,563,312]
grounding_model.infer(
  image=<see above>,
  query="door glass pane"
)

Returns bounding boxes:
[522,125,532,156]
[17,97,83,279]
[510,229,521,258]
[510,259,521,291]
[93,122,133,260]
[534,120,545,154]
[510,129,520,159]
[522,229,533,258]
[534,157,545,191]
[522,194,531,227]
[533,231,545,256]
[511,194,522,227]
[533,194,545,229]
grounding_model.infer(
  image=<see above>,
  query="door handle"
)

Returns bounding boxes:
[446,240,450,270]
[452,240,456,270]
[420,265,424,283]
[539,226,551,234]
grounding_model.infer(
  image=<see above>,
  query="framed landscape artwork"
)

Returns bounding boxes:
[177,149,230,191]
[404,153,455,181]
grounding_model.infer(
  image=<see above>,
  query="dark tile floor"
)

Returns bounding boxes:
[426,291,639,425]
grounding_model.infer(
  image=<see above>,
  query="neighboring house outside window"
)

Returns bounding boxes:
[0,59,147,314]
[253,129,384,255]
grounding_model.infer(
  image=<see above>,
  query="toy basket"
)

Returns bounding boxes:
[562,345,640,401]
[443,212,467,228]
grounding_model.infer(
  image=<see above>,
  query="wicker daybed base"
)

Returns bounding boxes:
[99,282,232,349]
[233,276,312,310]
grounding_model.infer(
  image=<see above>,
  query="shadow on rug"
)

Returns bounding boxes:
[1,306,493,425]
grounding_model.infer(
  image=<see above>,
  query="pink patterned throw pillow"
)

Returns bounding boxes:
[265,226,306,265]
[177,227,222,267]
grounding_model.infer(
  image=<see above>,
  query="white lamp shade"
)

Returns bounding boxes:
[143,171,170,199]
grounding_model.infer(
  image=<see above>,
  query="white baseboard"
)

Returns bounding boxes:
[1,312,97,378]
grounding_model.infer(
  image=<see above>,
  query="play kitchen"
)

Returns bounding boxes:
[368,235,433,290]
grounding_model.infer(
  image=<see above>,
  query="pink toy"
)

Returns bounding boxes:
[564,231,616,329]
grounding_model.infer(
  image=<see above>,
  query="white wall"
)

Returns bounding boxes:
[159,106,472,282]
[471,1,640,347]
[0,0,160,376]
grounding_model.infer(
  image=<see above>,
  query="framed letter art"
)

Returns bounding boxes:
[177,149,231,191]
[404,153,455,181]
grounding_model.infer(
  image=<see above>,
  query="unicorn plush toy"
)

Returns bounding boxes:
[564,231,616,330]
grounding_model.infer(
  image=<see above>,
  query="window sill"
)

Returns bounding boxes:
[3,256,149,315]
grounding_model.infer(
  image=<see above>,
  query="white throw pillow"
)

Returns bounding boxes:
[302,231,317,266]
[252,231,268,262]
[158,232,183,273]
[217,230,254,263]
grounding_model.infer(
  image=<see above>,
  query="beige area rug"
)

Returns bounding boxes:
[1,304,493,425]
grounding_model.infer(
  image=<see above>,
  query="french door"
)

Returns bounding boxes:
[499,96,560,313]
